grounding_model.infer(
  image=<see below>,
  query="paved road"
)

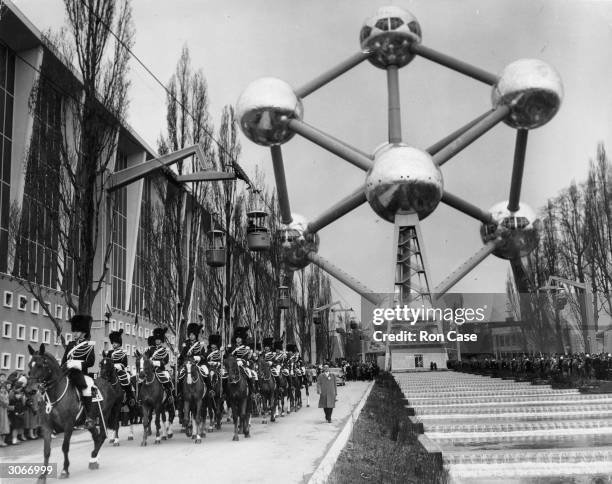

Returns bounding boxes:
[2,382,371,484]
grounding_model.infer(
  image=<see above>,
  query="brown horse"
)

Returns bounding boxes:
[257,355,276,424]
[98,353,131,446]
[180,358,207,443]
[135,351,169,446]
[223,355,251,441]
[26,344,120,482]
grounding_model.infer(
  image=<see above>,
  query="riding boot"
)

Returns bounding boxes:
[82,396,96,429]
[164,382,174,406]
[124,385,136,407]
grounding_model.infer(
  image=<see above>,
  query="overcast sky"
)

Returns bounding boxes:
[11,0,612,319]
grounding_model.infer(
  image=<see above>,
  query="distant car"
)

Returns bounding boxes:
[327,367,346,386]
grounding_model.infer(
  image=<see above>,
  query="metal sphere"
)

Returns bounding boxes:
[365,144,443,222]
[480,201,541,259]
[278,213,320,271]
[236,77,303,146]
[360,6,422,69]
[492,59,563,129]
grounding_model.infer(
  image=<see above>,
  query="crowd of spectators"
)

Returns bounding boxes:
[0,372,42,446]
[449,352,612,382]
[340,360,380,381]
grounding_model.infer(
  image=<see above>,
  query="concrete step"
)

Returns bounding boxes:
[425,418,612,433]
[413,402,612,415]
[406,393,612,406]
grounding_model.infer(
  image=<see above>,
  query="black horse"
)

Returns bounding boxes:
[205,364,225,432]
[26,344,121,482]
[257,355,276,424]
[98,353,130,446]
[223,355,251,441]
[179,357,207,443]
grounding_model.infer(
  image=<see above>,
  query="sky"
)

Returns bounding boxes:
[10,0,612,320]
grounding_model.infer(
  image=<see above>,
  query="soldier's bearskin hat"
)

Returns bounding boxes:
[273,340,284,351]
[70,315,92,337]
[263,337,274,348]
[208,334,222,347]
[186,323,203,338]
[286,343,297,353]
[152,327,167,341]
[232,326,249,342]
[147,335,156,346]
[109,329,123,345]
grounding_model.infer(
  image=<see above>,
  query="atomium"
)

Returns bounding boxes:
[236,77,303,146]
[360,6,422,69]
[278,214,320,271]
[480,201,541,260]
[365,144,443,222]
[492,59,563,130]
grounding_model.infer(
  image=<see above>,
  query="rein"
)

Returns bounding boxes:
[38,378,70,414]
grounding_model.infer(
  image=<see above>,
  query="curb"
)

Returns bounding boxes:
[307,381,375,484]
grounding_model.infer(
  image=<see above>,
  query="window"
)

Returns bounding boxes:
[131,365,136,374]
[3,291,12,308]
[133,325,137,336]
[54,331,61,345]
[65,307,72,321]
[125,323,130,335]
[43,301,51,316]
[138,327,143,337]
[16,324,25,340]
[111,319,117,331]
[2,321,11,338]
[18,295,27,311]
[16,354,25,371]
[55,305,63,319]
[30,326,39,342]
[118,321,124,331]
[31,299,39,314]
[125,344,130,355]
[145,328,150,338]
[1,353,10,370]
[42,329,51,344]
[414,354,424,368]
[65,333,72,343]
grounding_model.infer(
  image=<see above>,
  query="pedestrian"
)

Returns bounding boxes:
[0,383,10,446]
[316,364,337,423]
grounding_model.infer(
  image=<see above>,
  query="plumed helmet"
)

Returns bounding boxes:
[70,315,92,337]
[109,329,123,346]
[208,334,222,347]
[263,337,274,348]
[286,343,297,353]
[273,340,284,351]
[232,327,249,343]
[186,323,203,338]
[147,335,156,346]
[152,327,167,341]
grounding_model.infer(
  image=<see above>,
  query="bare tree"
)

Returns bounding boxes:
[10,0,133,343]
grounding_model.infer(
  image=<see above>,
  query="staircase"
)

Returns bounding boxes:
[394,371,612,483]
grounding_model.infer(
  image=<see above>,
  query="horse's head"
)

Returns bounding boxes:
[135,351,153,380]
[223,355,239,380]
[26,344,59,393]
[99,350,115,380]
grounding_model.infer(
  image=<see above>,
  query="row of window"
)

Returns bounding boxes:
[494,333,522,348]
[3,290,74,319]
[1,353,27,371]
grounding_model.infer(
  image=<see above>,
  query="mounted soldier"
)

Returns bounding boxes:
[145,327,174,405]
[273,340,287,376]
[230,327,257,394]
[177,322,207,400]
[60,314,96,428]
[106,328,136,406]
[206,334,223,372]
[263,337,275,372]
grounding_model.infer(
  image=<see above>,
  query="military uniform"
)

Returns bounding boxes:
[177,323,208,396]
[145,327,174,404]
[60,315,96,428]
[230,327,257,392]
[108,329,135,404]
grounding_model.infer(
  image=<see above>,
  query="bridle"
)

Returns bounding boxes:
[100,357,119,386]
[29,356,70,414]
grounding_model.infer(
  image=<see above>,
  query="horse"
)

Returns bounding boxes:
[273,367,289,418]
[179,358,207,443]
[135,351,171,446]
[205,363,225,432]
[98,353,133,446]
[290,364,303,411]
[256,355,276,424]
[223,355,251,441]
[25,344,120,482]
